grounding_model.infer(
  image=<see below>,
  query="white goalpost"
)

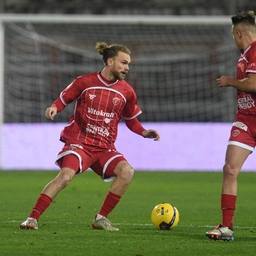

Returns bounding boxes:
[0,14,231,24]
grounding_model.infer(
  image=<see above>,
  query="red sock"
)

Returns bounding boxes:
[29,194,52,221]
[221,194,236,228]
[98,192,121,218]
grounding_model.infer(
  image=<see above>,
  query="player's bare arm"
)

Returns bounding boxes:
[45,106,57,120]
[217,73,256,92]
[142,129,160,141]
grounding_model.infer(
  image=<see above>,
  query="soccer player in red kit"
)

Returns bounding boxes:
[20,42,160,231]
[206,11,256,240]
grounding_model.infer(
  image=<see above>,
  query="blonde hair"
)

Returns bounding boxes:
[95,42,131,64]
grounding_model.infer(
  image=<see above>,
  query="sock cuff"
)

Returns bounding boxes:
[41,193,53,203]
[221,194,237,209]
[108,191,121,200]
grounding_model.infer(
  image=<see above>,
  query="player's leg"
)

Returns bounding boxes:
[96,160,134,217]
[110,160,134,196]
[92,155,134,231]
[206,144,251,240]
[42,168,78,198]
[20,154,79,230]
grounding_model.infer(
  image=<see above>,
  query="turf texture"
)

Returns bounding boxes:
[1,170,256,256]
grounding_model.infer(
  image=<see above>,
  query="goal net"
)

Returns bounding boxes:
[1,14,238,123]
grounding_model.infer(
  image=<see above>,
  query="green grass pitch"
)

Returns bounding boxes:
[1,170,256,256]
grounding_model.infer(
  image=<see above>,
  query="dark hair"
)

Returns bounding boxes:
[231,10,255,26]
[95,42,131,65]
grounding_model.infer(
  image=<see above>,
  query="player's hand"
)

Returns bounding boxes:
[216,76,230,87]
[45,106,57,120]
[142,129,160,141]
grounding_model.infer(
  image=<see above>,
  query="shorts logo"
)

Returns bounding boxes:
[70,144,83,151]
[232,129,240,137]
[233,121,248,131]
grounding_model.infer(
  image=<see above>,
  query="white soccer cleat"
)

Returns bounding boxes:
[206,224,234,241]
[92,216,119,231]
[20,217,38,230]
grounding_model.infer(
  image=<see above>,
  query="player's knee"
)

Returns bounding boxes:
[56,168,75,188]
[223,163,238,178]
[116,163,134,183]
[124,165,134,182]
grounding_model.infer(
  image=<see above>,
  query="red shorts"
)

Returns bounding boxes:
[228,112,256,152]
[56,142,127,181]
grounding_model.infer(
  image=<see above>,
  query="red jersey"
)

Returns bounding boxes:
[52,72,142,149]
[236,41,256,114]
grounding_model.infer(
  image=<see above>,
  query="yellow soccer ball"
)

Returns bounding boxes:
[151,203,179,230]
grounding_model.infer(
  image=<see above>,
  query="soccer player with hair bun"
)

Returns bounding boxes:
[20,42,160,231]
[206,10,256,241]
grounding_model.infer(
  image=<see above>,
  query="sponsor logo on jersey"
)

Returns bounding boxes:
[87,107,114,119]
[232,121,248,131]
[248,63,256,69]
[87,107,114,123]
[86,123,109,137]
[238,94,255,110]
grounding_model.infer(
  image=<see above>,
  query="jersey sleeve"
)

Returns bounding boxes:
[51,76,85,112]
[122,86,142,120]
[246,46,256,74]
[125,118,146,136]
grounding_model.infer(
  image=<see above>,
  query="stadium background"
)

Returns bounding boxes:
[1,0,256,171]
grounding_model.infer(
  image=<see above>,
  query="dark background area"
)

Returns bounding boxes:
[2,0,255,123]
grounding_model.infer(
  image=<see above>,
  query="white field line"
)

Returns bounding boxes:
[2,220,256,229]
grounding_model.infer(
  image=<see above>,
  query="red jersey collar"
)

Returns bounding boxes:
[97,72,119,87]
[242,40,256,55]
